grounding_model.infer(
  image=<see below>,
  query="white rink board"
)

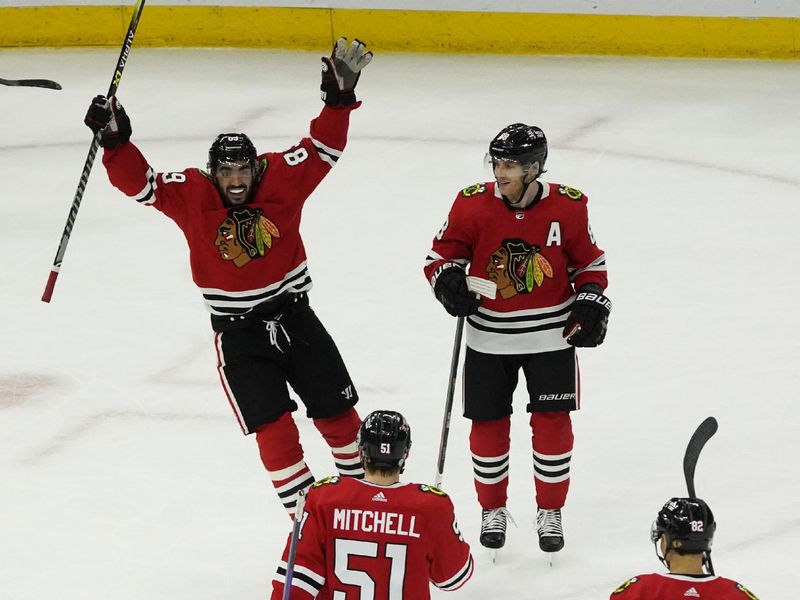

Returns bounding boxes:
[3,0,799,17]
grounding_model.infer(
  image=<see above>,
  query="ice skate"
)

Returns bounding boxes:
[537,507,564,561]
[481,507,516,561]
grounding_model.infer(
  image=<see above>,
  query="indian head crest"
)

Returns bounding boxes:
[215,207,280,268]
[486,238,554,299]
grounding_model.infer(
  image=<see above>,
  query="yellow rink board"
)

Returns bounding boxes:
[1,6,797,58]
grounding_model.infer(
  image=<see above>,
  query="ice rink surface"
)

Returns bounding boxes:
[1,47,799,599]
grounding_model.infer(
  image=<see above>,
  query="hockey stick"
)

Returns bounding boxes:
[434,276,497,489]
[683,416,718,498]
[282,490,307,600]
[682,416,718,575]
[0,78,62,90]
[41,0,146,303]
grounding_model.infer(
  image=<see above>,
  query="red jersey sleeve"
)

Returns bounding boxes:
[262,103,359,209]
[424,193,475,288]
[271,492,327,600]
[427,496,473,592]
[101,141,195,224]
[565,192,608,291]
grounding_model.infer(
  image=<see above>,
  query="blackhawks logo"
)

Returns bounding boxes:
[487,238,554,299]
[312,476,340,488]
[215,207,280,268]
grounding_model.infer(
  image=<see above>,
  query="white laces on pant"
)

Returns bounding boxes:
[264,320,290,353]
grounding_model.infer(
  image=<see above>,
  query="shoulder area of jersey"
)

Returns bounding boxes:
[734,582,760,600]
[415,483,449,498]
[310,475,342,490]
[458,182,491,198]
[610,575,640,595]
[552,183,587,202]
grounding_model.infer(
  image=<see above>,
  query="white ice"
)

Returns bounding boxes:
[1,47,798,599]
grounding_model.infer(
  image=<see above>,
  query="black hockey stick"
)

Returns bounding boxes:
[41,0,146,303]
[683,416,718,498]
[433,276,497,488]
[0,78,62,90]
[282,490,307,600]
[434,315,465,489]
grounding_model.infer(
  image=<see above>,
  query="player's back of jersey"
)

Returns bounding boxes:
[312,477,472,599]
[611,573,759,600]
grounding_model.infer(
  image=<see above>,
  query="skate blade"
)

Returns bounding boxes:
[490,548,498,564]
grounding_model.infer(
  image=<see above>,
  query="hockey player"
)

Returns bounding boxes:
[84,38,373,517]
[611,497,760,599]
[271,410,474,599]
[424,123,611,553]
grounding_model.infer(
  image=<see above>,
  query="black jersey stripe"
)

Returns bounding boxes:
[467,318,568,335]
[472,304,573,324]
[203,268,310,303]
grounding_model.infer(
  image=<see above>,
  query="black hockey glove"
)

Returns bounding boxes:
[84,95,131,149]
[321,37,373,107]
[433,265,482,318]
[563,285,612,347]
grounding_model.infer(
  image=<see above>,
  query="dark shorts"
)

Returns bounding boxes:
[213,293,358,434]
[463,346,578,420]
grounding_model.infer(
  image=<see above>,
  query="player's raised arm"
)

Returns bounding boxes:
[274,37,373,201]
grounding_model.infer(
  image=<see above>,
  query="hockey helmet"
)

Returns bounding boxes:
[651,497,716,554]
[487,123,548,175]
[358,410,412,472]
[208,133,257,174]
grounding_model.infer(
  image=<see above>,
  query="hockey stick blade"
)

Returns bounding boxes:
[683,416,718,498]
[0,78,62,90]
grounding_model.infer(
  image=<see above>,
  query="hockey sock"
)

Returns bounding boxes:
[255,412,315,517]
[530,411,574,509]
[313,407,364,479]
[469,417,511,509]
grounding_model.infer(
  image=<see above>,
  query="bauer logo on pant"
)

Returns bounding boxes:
[214,207,280,268]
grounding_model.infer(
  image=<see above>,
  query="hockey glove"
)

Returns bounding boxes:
[321,37,373,107]
[563,285,612,347]
[433,265,482,318]
[84,95,132,149]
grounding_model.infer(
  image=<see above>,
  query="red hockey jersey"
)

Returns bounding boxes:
[611,573,760,599]
[424,181,607,355]
[101,104,357,318]
[271,476,473,600]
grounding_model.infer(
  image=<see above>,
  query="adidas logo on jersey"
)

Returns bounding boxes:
[371,491,388,502]
[683,587,700,597]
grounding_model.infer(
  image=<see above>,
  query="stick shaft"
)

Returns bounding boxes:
[434,316,465,489]
[282,490,307,600]
[41,0,146,303]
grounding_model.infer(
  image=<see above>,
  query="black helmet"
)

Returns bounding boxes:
[651,497,716,555]
[208,133,257,174]
[358,410,412,472]
[488,123,548,173]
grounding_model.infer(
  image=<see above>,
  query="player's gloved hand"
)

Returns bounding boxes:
[321,37,373,107]
[563,285,612,347]
[84,95,132,149]
[433,265,482,318]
